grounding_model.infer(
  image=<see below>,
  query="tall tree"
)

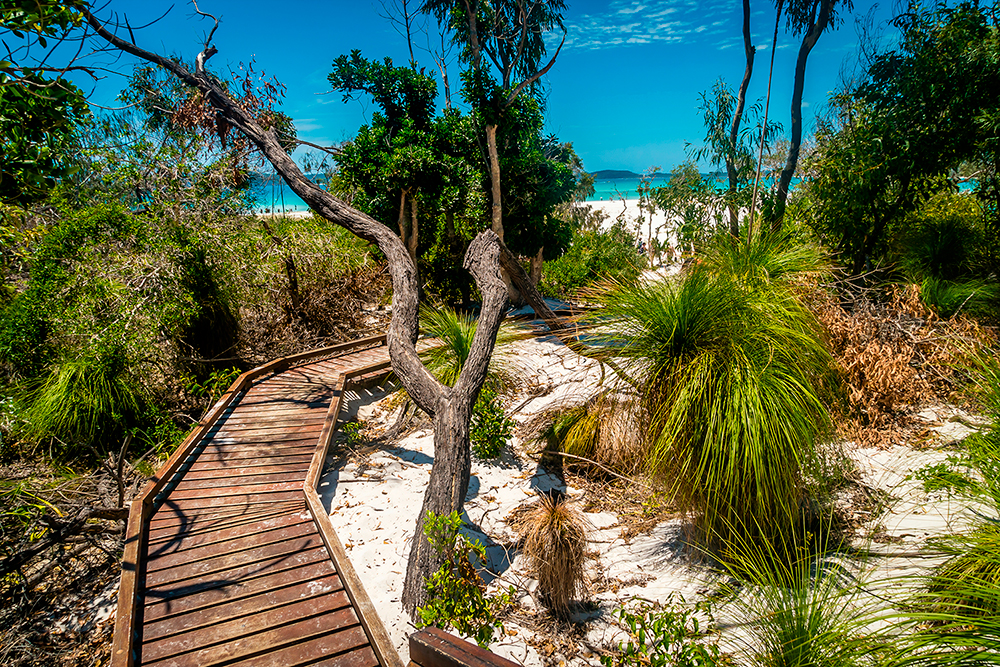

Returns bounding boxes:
[329,51,488,300]
[769,0,852,229]
[421,0,566,288]
[82,4,562,620]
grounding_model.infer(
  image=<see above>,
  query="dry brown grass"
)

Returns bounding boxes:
[805,280,995,448]
[508,492,589,618]
[238,262,391,364]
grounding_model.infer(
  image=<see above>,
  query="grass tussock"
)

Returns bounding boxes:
[719,525,884,667]
[18,349,148,457]
[578,231,834,549]
[536,394,646,475]
[418,301,525,392]
[511,492,589,617]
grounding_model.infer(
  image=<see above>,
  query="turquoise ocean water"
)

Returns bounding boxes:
[250,174,703,212]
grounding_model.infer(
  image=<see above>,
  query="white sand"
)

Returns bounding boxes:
[317,332,988,667]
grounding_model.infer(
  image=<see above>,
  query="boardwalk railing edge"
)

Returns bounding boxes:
[111,335,388,667]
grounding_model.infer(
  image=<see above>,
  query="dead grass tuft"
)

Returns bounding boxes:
[509,492,590,618]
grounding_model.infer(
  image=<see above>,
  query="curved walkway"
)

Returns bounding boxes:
[111,336,407,667]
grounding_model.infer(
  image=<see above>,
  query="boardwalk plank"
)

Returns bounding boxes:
[142,573,343,642]
[141,600,359,665]
[143,561,340,623]
[117,340,404,667]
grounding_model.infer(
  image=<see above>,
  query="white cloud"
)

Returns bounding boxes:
[561,0,733,51]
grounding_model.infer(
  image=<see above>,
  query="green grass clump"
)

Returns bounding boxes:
[719,527,884,667]
[582,231,834,549]
[18,344,149,458]
[919,276,1000,320]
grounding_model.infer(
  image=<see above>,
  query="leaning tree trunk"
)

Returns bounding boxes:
[84,7,564,622]
[771,0,833,230]
[727,0,755,237]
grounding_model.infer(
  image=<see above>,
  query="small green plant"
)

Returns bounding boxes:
[601,596,725,667]
[417,510,513,648]
[342,421,364,446]
[181,366,242,405]
[470,386,513,460]
[909,458,975,494]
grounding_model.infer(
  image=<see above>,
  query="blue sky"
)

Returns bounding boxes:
[80,0,899,173]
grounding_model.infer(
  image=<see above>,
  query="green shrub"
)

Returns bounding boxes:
[470,385,513,459]
[897,192,985,282]
[416,511,513,647]
[919,276,1000,319]
[582,231,834,549]
[602,596,725,667]
[17,341,149,457]
[540,223,644,299]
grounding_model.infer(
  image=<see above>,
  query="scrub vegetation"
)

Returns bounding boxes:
[4,1,1000,666]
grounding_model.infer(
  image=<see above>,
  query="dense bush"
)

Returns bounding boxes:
[539,223,644,299]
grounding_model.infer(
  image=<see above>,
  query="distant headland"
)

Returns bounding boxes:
[590,169,642,179]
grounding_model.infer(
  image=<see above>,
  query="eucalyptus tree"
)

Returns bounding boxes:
[82,3,563,618]
[420,0,567,287]
[769,0,853,229]
[696,0,756,237]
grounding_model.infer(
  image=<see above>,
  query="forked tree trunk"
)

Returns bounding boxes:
[84,9,563,623]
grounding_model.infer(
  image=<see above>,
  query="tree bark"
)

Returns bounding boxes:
[408,195,419,267]
[529,246,544,286]
[771,0,833,230]
[486,123,503,242]
[401,231,509,615]
[727,0,755,237]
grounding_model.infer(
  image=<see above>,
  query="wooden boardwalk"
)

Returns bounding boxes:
[112,336,405,667]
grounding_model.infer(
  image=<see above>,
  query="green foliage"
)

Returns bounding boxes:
[582,231,833,548]
[328,50,437,131]
[898,192,986,281]
[601,597,725,667]
[719,526,883,667]
[0,75,89,206]
[341,421,364,446]
[539,223,643,299]
[417,510,512,648]
[653,162,719,254]
[470,385,513,459]
[909,458,975,495]
[919,277,1000,320]
[1,1,89,205]
[17,343,149,457]
[418,302,521,389]
[181,366,242,405]
[809,1,1000,274]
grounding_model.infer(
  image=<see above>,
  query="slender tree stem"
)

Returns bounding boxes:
[748,0,784,245]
